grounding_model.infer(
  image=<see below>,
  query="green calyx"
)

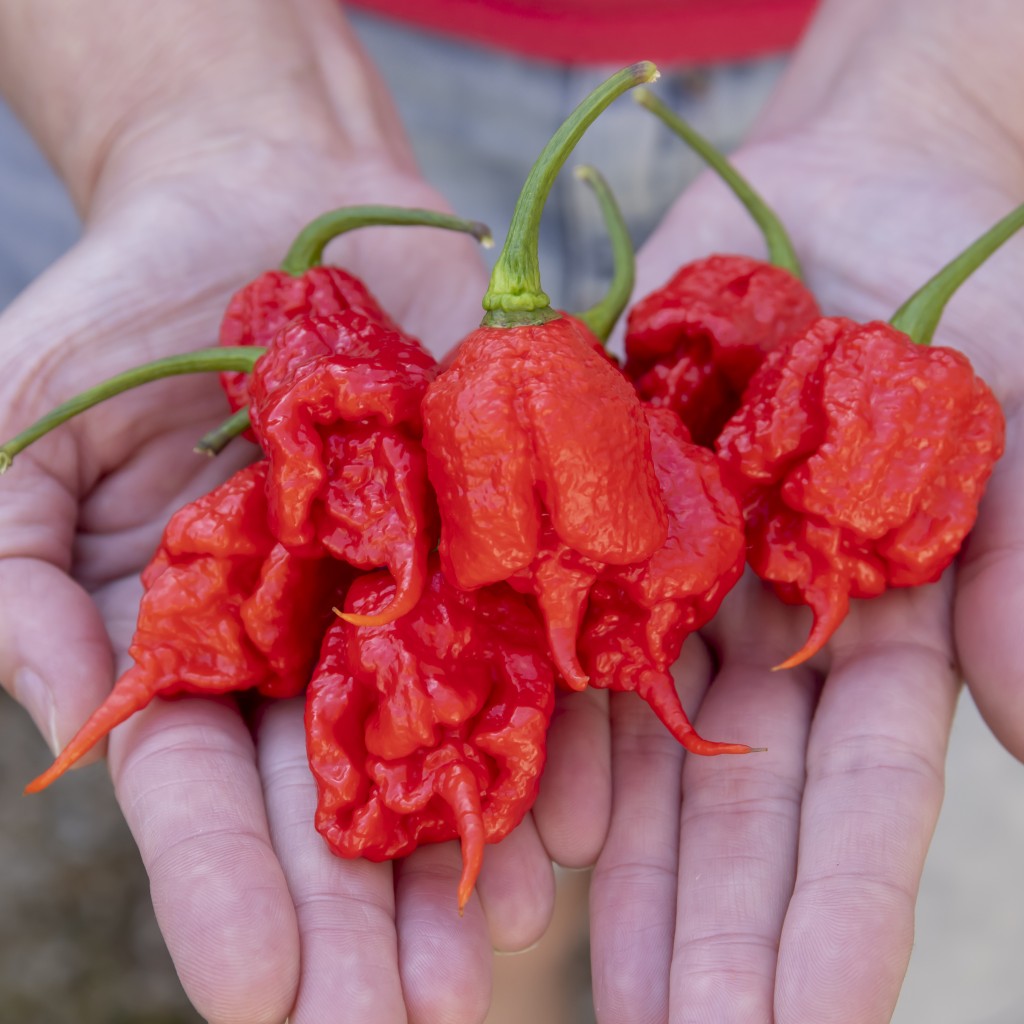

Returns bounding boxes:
[280,205,494,276]
[890,201,1024,345]
[570,165,636,342]
[634,88,803,279]
[481,61,659,327]
[0,347,266,473]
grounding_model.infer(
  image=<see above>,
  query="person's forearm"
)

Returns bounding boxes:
[0,0,412,215]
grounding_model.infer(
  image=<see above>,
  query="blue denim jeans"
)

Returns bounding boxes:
[0,13,785,311]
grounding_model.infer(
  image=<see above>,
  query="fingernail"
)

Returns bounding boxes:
[12,667,61,756]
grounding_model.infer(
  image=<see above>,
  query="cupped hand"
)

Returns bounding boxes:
[588,23,1024,1023]
[0,113,607,1023]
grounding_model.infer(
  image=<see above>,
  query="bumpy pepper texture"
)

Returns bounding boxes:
[250,311,438,625]
[306,563,556,911]
[716,316,1005,667]
[625,255,820,446]
[25,462,346,793]
[422,314,667,593]
[578,407,752,754]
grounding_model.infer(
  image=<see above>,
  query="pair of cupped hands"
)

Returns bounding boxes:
[2,32,1024,1024]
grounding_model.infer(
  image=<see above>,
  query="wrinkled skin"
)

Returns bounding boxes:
[4,3,1024,1024]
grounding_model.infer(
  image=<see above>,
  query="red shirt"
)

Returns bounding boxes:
[346,0,820,65]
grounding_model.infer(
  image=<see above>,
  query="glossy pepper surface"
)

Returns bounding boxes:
[576,406,754,754]
[624,254,820,446]
[249,310,438,625]
[626,91,819,447]
[423,315,666,591]
[422,63,667,600]
[25,462,345,793]
[306,562,556,912]
[716,315,1005,667]
[217,206,490,416]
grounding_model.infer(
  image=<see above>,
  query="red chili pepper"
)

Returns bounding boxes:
[624,255,820,446]
[306,561,556,912]
[716,204,1022,668]
[248,311,438,625]
[624,91,820,446]
[422,64,666,611]
[215,206,491,430]
[578,406,753,753]
[25,462,347,793]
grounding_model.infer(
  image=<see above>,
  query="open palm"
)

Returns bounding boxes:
[588,46,1024,1024]
[0,137,610,1023]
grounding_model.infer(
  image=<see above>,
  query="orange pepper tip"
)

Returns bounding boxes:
[23,757,70,795]
[334,574,423,628]
[682,737,763,757]
[435,762,486,915]
[771,609,840,671]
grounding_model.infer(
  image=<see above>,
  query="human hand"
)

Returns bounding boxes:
[0,8,620,1023]
[588,3,1024,1020]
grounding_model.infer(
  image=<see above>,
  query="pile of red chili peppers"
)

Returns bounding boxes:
[4,63,1019,913]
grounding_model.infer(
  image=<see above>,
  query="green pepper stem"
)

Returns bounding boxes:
[482,62,659,325]
[195,406,253,456]
[890,201,1024,345]
[633,88,803,279]
[0,347,266,473]
[571,165,636,342]
[280,206,493,276]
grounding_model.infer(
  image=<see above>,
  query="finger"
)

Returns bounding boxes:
[475,812,556,953]
[109,696,300,1024]
[531,686,611,868]
[669,637,818,1021]
[0,558,115,765]
[775,584,958,1024]
[588,636,711,1024]
[394,842,493,1024]
[256,698,407,1024]
[955,411,1024,757]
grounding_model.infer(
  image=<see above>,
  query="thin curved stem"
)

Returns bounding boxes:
[890,201,1024,345]
[482,61,658,323]
[0,347,265,472]
[634,88,803,278]
[571,165,635,342]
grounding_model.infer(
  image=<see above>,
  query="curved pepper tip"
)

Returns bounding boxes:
[334,567,425,628]
[23,765,60,795]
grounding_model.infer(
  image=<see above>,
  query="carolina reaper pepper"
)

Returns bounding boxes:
[25,461,347,793]
[248,310,438,625]
[624,91,820,447]
[716,204,1021,668]
[208,206,491,450]
[422,63,667,618]
[306,560,556,912]
[512,404,755,753]
[578,406,751,754]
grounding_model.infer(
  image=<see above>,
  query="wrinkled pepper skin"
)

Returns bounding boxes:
[422,314,667,592]
[716,316,1006,667]
[250,311,438,624]
[624,255,820,446]
[306,563,556,911]
[26,462,346,793]
[577,407,753,754]
[218,266,397,415]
